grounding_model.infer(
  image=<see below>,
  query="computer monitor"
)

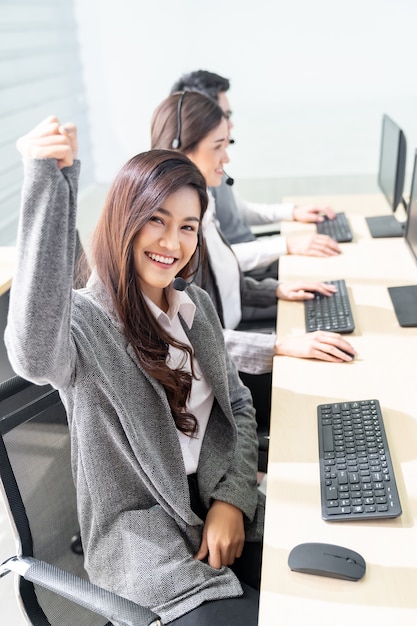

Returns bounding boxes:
[404,150,417,263]
[366,114,407,238]
[388,149,417,327]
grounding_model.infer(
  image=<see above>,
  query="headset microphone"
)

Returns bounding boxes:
[172,230,201,291]
[224,171,234,186]
[229,138,235,144]
[172,276,187,291]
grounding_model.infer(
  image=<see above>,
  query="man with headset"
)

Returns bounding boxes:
[170,70,340,287]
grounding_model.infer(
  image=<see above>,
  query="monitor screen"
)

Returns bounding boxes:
[405,150,417,262]
[378,114,406,213]
[387,148,417,327]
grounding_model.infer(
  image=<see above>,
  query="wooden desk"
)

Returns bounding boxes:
[259,195,417,625]
[0,247,16,296]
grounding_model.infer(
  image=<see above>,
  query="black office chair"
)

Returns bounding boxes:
[0,375,162,626]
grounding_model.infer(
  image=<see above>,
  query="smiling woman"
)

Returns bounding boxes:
[5,116,264,625]
[91,148,209,436]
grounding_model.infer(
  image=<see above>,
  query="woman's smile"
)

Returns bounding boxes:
[145,251,178,267]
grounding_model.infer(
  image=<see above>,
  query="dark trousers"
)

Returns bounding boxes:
[170,475,263,625]
[168,581,260,625]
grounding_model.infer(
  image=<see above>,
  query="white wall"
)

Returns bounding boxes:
[74,0,417,189]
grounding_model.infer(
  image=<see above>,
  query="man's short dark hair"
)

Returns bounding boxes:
[170,70,230,102]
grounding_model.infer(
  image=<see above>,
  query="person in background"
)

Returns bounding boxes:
[151,91,356,377]
[170,69,340,281]
[5,116,265,625]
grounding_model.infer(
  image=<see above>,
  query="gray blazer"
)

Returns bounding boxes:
[5,159,265,623]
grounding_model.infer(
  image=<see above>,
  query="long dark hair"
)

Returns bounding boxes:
[92,150,208,435]
[150,91,226,154]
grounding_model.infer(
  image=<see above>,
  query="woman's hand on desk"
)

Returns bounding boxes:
[274,331,356,362]
[16,115,78,169]
[286,233,341,257]
[293,204,336,223]
[276,281,337,301]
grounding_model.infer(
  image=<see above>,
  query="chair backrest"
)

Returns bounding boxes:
[0,376,110,626]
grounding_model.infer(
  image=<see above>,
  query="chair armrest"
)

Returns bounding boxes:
[1,556,162,626]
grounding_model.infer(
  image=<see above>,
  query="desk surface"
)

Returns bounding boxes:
[0,247,16,296]
[259,195,417,624]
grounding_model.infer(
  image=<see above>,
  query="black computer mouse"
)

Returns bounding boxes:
[288,542,366,581]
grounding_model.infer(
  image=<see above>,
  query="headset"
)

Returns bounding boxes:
[171,92,186,150]
[172,230,202,291]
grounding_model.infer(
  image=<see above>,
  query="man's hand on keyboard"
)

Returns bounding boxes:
[286,233,341,257]
[274,331,356,362]
[293,204,336,223]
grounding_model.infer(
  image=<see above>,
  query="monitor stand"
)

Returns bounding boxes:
[365,215,405,238]
[388,285,417,327]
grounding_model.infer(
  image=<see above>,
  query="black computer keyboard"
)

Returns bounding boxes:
[318,399,402,521]
[316,212,353,242]
[304,279,355,334]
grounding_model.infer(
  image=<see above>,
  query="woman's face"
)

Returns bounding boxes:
[186,118,230,187]
[133,186,201,309]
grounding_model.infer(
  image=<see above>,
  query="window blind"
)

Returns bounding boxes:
[0,0,94,244]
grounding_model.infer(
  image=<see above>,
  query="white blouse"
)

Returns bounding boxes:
[202,191,242,329]
[145,289,214,475]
